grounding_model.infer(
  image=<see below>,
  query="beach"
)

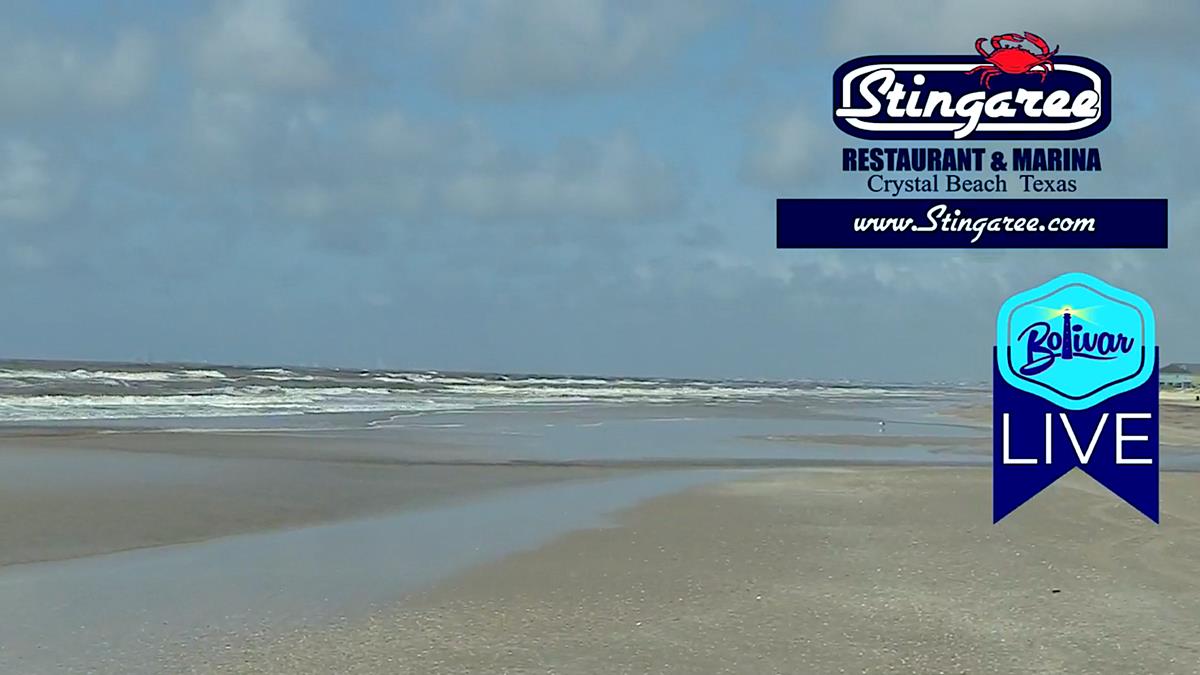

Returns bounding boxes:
[3,363,1200,674]
[198,467,1200,674]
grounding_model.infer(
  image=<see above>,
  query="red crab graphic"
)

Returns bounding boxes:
[966,31,1058,89]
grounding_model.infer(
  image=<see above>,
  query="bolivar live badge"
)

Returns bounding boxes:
[993,273,1158,522]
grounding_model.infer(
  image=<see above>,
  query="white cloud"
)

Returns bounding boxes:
[356,112,501,169]
[0,29,155,114]
[0,140,76,223]
[272,179,426,223]
[742,107,825,188]
[421,0,722,96]
[182,94,684,227]
[440,133,681,221]
[83,31,156,106]
[277,124,681,225]
[192,0,332,91]
[187,88,262,162]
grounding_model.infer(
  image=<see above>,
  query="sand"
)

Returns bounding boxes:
[0,430,614,567]
[6,391,1197,570]
[203,467,1200,675]
[7,396,1200,673]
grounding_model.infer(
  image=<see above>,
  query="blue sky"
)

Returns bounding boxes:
[1,0,1197,381]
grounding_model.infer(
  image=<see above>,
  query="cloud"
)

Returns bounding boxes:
[440,133,682,222]
[421,0,722,96]
[187,88,262,160]
[5,243,49,271]
[358,111,442,162]
[270,179,425,226]
[180,92,683,231]
[0,139,76,223]
[192,0,332,91]
[83,31,157,107]
[286,124,682,226]
[741,107,826,189]
[0,29,155,115]
[826,0,1198,52]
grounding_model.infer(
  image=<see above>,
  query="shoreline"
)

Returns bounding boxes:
[5,394,1198,568]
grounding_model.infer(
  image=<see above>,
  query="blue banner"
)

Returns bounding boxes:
[776,198,1167,248]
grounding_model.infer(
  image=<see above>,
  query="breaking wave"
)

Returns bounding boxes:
[0,360,966,423]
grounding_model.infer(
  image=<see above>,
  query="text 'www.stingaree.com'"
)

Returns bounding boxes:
[852,203,1096,244]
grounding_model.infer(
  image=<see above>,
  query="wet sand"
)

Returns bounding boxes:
[0,470,728,675]
[0,403,989,568]
[0,430,614,567]
[209,467,1200,675]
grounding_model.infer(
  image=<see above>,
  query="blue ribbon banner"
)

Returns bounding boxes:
[993,273,1159,523]
[993,349,1159,522]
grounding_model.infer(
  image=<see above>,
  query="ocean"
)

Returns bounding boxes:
[0,359,977,425]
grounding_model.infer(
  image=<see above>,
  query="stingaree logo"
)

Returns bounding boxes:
[834,31,1110,140]
[994,273,1159,523]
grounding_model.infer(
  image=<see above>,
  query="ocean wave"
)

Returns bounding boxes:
[0,388,457,422]
[0,362,960,423]
[0,367,228,383]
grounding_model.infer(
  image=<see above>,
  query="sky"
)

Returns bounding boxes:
[0,0,1197,381]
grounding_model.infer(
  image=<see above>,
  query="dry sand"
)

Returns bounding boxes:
[203,467,1200,675]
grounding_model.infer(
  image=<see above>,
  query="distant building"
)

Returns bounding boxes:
[1161,363,1200,388]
